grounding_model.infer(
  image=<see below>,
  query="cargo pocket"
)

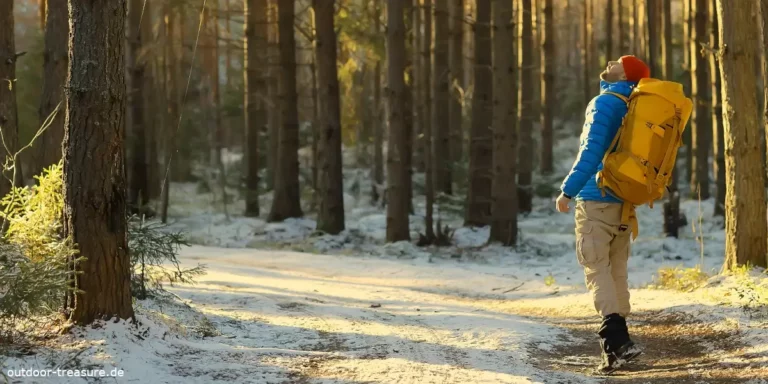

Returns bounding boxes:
[576,222,597,266]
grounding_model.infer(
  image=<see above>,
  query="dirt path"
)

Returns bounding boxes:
[165,247,766,384]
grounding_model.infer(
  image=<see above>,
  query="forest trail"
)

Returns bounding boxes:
[156,246,767,384]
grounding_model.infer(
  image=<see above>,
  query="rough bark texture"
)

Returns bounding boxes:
[691,0,711,199]
[433,0,452,195]
[762,0,768,191]
[449,0,464,167]
[421,0,435,240]
[128,0,149,209]
[313,0,345,234]
[266,1,279,191]
[712,0,725,216]
[0,0,21,197]
[63,0,134,324]
[35,0,68,177]
[540,0,554,174]
[268,0,303,221]
[385,0,411,242]
[244,0,267,217]
[490,0,518,246]
[717,0,768,269]
[465,0,492,227]
[518,0,534,214]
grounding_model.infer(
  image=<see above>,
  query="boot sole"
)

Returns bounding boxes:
[593,350,643,375]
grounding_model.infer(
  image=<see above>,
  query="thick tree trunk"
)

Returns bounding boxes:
[449,0,464,167]
[717,0,768,269]
[518,0,534,214]
[313,0,345,234]
[712,0,725,216]
[161,3,179,224]
[63,0,134,324]
[433,1,452,196]
[404,2,414,214]
[0,0,21,197]
[412,0,423,173]
[465,0,492,227]
[268,0,303,221]
[128,0,150,210]
[386,0,411,242]
[35,0,68,177]
[540,0,554,174]
[266,1,279,191]
[490,0,518,245]
[244,0,268,217]
[691,0,711,200]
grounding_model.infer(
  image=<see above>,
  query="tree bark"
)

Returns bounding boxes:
[0,0,21,198]
[244,0,268,217]
[712,0,725,216]
[465,0,492,227]
[433,0,452,195]
[606,0,614,60]
[386,0,411,242]
[421,0,435,239]
[646,0,660,75]
[683,0,693,184]
[661,0,680,237]
[63,0,134,324]
[372,0,384,205]
[35,0,68,177]
[449,0,464,167]
[266,0,279,191]
[540,0,554,174]
[490,0,518,245]
[691,0,711,200]
[128,0,150,210]
[717,0,768,269]
[313,0,345,234]
[617,0,626,52]
[518,0,534,214]
[268,0,303,221]
[583,0,593,108]
[411,0,423,173]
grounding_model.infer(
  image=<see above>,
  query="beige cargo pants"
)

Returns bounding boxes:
[574,201,632,318]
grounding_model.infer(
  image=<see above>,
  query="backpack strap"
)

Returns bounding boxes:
[620,202,639,241]
[597,91,630,198]
[603,91,629,104]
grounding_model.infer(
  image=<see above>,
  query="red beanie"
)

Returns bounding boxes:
[619,55,650,82]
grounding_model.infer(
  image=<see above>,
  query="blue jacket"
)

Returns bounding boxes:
[560,80,636,202]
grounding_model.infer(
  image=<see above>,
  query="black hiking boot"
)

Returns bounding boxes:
[594,314,643,374]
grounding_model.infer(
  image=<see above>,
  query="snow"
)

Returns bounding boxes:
[3,135,767,383]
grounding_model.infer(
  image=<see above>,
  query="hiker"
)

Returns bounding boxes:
[555,55,649,373]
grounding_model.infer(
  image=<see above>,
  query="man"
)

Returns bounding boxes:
[556,55,649,373]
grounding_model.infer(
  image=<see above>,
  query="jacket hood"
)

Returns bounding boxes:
[599,80,636,97]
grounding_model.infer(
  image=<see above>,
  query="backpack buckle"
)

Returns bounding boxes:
[619,224,628,231]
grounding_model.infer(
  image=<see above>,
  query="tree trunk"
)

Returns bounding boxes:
[465,0,492,227]
[313,0,345,234]
[268,0,303,221]
[690,0,711,200]
[683,0,693,184]
[518,0,534,214]
[266,1,279,191]
[404,2,414,214]
[449,0,464,167]
[661,0,680,237]
[421,0,435,239]
[712,0,725,216]
[617,0,626,52]
[490,0,518,245]
[630,0,638,54]
[161,3,178,224]
[128,0,150,210]
[433,1,452,196]
[372,0,384,205]
[583,0,593,108]
[35,0,68,177]
[63,0,134,324]
[0,0,21,198]
[540,0,554,174]
[645,0,660,75]
[606,0,614,60]
[717,0,768,270]
[386,0,411,242]
[244,0,268,217]
[212,2,228,218]
[412,0,423,173]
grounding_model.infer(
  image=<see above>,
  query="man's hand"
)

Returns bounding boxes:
[556,193,571,213]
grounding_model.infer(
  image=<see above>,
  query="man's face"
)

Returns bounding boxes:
[600,60,627,82]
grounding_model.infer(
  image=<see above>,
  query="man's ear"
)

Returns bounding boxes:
[620,74,628,80]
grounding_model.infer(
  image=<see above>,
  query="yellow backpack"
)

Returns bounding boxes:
[598,78,693,240]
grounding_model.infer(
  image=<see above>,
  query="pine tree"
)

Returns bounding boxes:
[372,0,385,204]
[63,0,134,324]
[518,0,534,214]
[268,0,303,222]
[661,0,681,237]
[128,0,150,211]
[244,0,268,217]
[490,0,518,246]
[583,0,593,108]
[386,0,411,242]
[712,0,725,216]
[449,0,464,168]
[540,0,554,174]
[433,0,452,195]
[421,0,436,240]
[314,0,345,234]
[691,0,711,200]
[35,0,68,177]
[717,0,768,269]
[465,0,492,227]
